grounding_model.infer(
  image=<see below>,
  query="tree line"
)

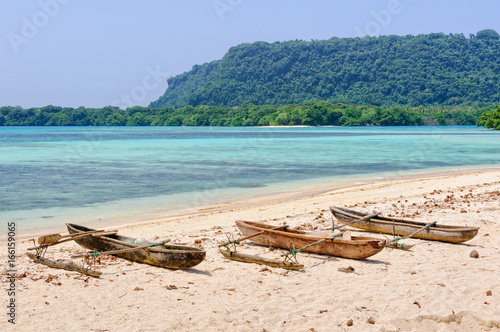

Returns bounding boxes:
[477,105,500,129]
[0,102,491,127]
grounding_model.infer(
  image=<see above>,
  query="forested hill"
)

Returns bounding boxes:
[150,30,500,109]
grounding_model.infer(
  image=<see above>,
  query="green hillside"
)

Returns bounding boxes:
[150,30,500,109]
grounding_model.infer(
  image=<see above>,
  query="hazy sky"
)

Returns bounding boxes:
[1,0,499,109]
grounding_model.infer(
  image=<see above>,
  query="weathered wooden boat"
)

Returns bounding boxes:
[235,220,386,260]
[329,207,479,243]
[66,223,206,269]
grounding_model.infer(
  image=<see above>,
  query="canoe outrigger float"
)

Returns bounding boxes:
[219,224,304,270]
[26,229,119,277]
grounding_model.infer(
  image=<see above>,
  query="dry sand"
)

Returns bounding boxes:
[2,169,500,331]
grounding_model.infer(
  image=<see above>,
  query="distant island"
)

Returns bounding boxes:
[2,31,500,129]
[150,30,500,109]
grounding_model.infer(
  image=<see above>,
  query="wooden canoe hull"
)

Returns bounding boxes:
[329,207,479,243]
[66,223,205,269]
[235,220,385,260]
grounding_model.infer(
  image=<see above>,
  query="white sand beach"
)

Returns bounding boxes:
[2,169,500,331]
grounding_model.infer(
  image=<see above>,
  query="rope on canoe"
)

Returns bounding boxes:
[223,240,238,247]
[331,233,343,240]
[282,244,300,266]
[148,241,166,247]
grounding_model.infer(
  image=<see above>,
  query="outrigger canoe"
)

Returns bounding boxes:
[329,207,479,243]
[66,223,206,269]
[235,220,386,260]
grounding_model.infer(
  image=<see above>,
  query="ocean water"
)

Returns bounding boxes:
[1,126,499,236]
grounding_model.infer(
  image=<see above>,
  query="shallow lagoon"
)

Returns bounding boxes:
[1,126,498,235]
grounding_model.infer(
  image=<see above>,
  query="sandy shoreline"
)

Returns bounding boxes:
[10,165,500,242]
[2,169,500,331]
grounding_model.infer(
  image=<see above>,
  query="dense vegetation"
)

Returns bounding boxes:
[477,105,500,129]
[0,103,488,127]
[150,30,500,109]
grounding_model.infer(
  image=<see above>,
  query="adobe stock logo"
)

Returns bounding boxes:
[112,65,169,109]
[7,0,71,53]
[354,0,407,37]
[213,0,243,21]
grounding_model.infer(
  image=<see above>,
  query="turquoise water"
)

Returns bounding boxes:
[1,126,499,236]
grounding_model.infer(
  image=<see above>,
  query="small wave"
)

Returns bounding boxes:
[234,183,267,188]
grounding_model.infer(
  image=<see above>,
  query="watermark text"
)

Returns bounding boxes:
[354,0,407,37]
[8,0,71,53]
[7,222,17,324]
[213,0,243,21]
[112,65,169,109]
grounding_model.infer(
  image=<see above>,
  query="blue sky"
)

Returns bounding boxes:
[1,0,499,108]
